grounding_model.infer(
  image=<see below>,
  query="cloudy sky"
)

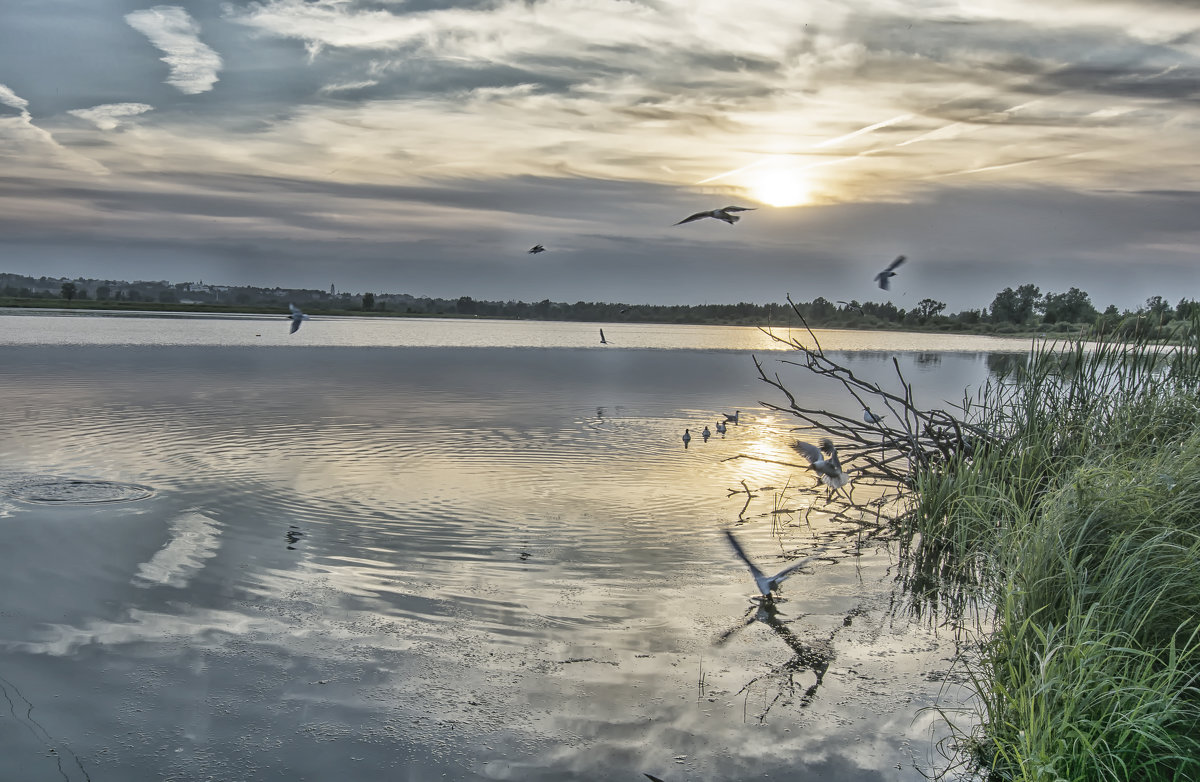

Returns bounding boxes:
[1,1,1198,310]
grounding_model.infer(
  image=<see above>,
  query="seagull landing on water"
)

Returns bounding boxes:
[288,303,311,334]
[723,410,740,425]
[874,255,906,290]
[528,244,546,254]
[674,206,756,226]
[723,529,823,600]
[793,438,853,496]
[863,407,885,424]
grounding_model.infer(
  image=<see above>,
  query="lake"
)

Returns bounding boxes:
[0,311,1032,781]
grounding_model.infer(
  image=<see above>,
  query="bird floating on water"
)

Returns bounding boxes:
[723,410,740,425]
[723,529,823,600]
[793,438,852,495]
[863,407,885,424]
[716,420,727,436]
[702,425,711,442]
[528,244,546,254]
[874,255,906,290]
[674,206,756,226]
[288,303,310,334]
[682,428,691,448]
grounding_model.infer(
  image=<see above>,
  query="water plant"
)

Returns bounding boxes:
[759,306,1200,780]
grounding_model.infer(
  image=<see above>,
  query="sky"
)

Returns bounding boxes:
[1,0,1199,311]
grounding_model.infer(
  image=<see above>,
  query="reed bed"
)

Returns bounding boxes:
[760,308,1200,779]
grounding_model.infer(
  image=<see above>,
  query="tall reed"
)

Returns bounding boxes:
[906,319,1200,779]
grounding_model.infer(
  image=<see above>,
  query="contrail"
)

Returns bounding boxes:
[694,113,913,185]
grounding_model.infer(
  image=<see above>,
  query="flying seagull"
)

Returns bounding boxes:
[288,303,310,334]
[674,206,756,226]
[528,244,546,254]
[793,438,853,495]
[874,255,906,290]
[837,300,865,315]
[723,529,823,599]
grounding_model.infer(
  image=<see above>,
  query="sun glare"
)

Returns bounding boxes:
[749,168,812,208]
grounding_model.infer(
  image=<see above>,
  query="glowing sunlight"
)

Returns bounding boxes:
[748,166,813,207]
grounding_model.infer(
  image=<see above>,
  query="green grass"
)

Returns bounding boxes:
[903,319,1200,780]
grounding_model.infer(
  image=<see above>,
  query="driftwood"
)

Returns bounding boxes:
[747,296,991,496]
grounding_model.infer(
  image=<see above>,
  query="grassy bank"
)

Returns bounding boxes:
[902,323,1200,780]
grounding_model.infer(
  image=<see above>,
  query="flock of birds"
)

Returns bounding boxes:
[286,205,909,603]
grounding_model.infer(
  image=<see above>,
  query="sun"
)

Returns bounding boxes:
[748,167,812,208]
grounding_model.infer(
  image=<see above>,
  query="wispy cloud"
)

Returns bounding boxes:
[0,83,108,176]
[126,5,222,94]
[68,102,155,130]
[0,83,29,112]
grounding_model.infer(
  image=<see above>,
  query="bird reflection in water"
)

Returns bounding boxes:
[286,525,304,550]
[716,598,862,722]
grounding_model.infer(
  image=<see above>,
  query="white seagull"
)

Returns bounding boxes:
[674,206,756,226]
[723,410,740,425]
[288,303,311,334]
[716,420,727,436]
[874,255,906,290]
[793,438,853,494]
[723,529,823,599]
[863,407,885,424]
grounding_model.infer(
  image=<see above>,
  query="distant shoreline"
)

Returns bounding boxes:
[0,298,1051,339]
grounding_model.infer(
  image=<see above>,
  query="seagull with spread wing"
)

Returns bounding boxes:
[674,206,756,226]
[528,244,546,254]
[723,529,823,599]
[288,303,311,334]
[874,255,906,290]
[792,438,853,497]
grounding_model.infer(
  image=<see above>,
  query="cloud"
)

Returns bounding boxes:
[0,83,108,176]
[68,102,155,130]
[0,82,29,111]
[126,5,223,94]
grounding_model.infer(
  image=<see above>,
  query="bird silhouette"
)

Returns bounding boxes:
[702,425,711,442]
[528,244,546,254]
[874,255,906,290]
[674,206,756,226]
[716,420,727,436]
[723,529,823,599]
[600,328,609,344]
[682,428,691,448]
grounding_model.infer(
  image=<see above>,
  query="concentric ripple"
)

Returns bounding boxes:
[3,475,155,504]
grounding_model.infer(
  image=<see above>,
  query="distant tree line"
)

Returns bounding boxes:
[0,271,1193,337]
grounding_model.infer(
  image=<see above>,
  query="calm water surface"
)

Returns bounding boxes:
[0,313,1031,781]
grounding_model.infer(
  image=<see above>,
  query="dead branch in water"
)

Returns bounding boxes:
[746,296,990,502]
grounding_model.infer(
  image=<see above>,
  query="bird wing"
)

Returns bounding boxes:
[289,303,301,315]
[791,440,823,464]
[723,529,766,581]
[289,318,302,334]
[885,254,907,272]
[819,439,843,470]
[721,206,757,212]
[874,272,890,290]
[674,211,711,225]
[764,553,824,585]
